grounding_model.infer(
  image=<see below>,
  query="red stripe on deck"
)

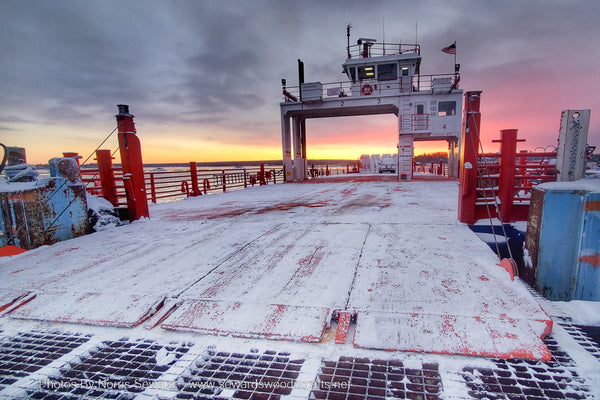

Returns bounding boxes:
[161,300,330,342]
[335,312,353,344]
[353,311,553,361]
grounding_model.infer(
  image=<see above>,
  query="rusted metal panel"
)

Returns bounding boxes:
[535,189,585,300]
[0,160,88,250]
[523,188,545,287]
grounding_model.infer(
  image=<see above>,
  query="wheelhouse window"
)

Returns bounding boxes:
[358,65,375,80]
[346,67,357,82]
[438,101,456,117]
[377,63,397,80]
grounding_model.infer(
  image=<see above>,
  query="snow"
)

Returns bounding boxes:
[86,193,121,231]
[558,300,600,326]
[0,179,43,193]
[538,175,600,192]
[1,176,599,398]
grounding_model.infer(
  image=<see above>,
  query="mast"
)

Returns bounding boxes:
[346,23,352,59]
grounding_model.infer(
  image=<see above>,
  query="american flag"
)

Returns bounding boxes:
[442,42,456,55]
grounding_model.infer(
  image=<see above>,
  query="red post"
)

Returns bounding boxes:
[494,129,525,222]
[346,164,350,173]
[149,173,157,203]
[439,160,443,176]
[189,162,200,196]
[222,170,226,192]
[518,150,528,175]
[95,149,118,207]
[259,162,266,185]
[116,105,149,221]
[326,164,329,176]
[458,91,483,224]
[63,152,81,167]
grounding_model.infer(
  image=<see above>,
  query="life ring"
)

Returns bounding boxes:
[181,181,189,195]
[361,84,373,96]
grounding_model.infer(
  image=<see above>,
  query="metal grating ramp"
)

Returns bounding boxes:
[461,335,591,399]
[0,331,90,392]
[176,349,304,400]
[309,357,442,400]
[25,338,191,399]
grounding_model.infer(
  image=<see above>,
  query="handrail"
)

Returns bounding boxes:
[82,164,284,206]
[346,42,420,59]
[282,73,459,102]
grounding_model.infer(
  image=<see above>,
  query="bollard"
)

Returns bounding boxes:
[95,149,118,206]
[458,91,482,224]
[494,129,525,222]
[116,105,149,221]
[189,162,200,196]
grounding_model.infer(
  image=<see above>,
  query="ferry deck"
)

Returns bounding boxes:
[1,175,599,399]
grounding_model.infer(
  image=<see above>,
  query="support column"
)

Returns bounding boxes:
[448,139,459,178]
[281,114,293,181]
[458,91,482,224]
[494,129,524,223]
[300,119,307,179]
[116,104,149,221]
[398,134,414,180]
[292,117,306,180]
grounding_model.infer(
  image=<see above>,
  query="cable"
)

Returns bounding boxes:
[41,127,119,236]
[465,95,514,261]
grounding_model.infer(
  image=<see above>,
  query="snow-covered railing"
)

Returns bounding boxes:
[282,74,459,102]
[81,163,284,206]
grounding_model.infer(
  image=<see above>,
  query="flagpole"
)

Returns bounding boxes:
[454,41,457,67]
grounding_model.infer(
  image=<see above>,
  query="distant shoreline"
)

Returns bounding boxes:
[33,159,360,169]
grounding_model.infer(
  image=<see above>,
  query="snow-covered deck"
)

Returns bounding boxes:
[1,176,599,399]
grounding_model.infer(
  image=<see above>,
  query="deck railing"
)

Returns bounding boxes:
[81,162,284,207]
[282,74,459,102]
[346,42,420,59]
[460,127,558,223]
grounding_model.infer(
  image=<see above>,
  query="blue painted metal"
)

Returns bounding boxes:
[0,157,88,250]
[576,192,600,300]
[532,183,600,301]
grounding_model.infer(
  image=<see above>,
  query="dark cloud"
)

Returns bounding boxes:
[0,0,598,154]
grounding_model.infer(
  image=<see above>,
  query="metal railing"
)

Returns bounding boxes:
[346,42,420,59]
[81,163,284,206]
[282,74,459,102]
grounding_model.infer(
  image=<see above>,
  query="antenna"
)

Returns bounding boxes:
[382,17,385,55]
[346,23,352,59]
[415,22,418,45]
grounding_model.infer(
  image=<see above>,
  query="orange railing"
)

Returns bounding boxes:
[81,163,284,206]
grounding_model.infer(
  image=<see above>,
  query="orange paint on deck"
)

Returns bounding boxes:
[0,245,27,258]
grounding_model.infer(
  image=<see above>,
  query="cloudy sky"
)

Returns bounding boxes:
[1,0,598,164]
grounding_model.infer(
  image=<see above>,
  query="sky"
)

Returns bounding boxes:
[1,0,599,164]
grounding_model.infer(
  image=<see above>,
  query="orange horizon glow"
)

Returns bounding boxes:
[11,106,581,166]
